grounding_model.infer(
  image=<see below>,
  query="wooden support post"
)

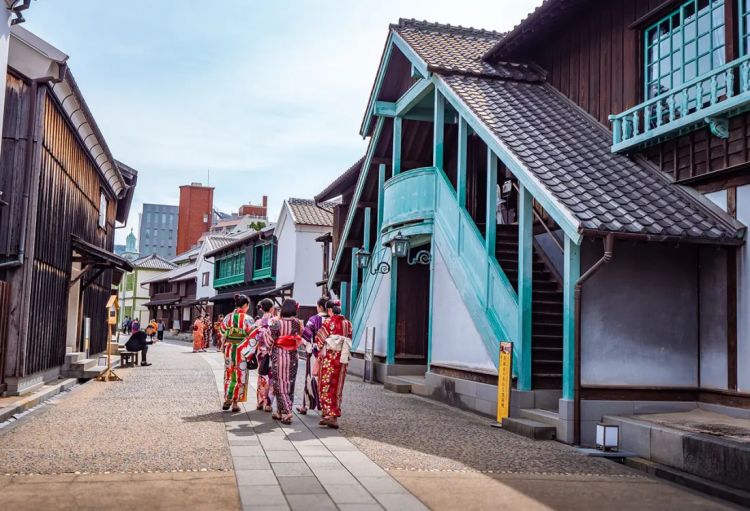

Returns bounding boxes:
[485,148,497,257]
[393,116,402,176]
[387,254,398,365]
[363,207,372,253]
[350,247,359,313]
[433,91,444,170]
[340,281,349,317]
[562,236,581,401]
[517,184,533,391]
[377,164,386,231]
[457,116,468,208]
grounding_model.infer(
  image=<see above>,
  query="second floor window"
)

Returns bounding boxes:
[202,272,209,286]
[645,0,725,100]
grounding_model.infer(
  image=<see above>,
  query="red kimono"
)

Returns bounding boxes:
[314,315,353,418]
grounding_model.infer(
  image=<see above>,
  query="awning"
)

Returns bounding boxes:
[143,298,178,307]
[72,236,133,272]
[211,285,277,302]
[261,283,294,297]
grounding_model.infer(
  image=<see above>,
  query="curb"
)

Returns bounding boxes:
[625,456,750,507]
[0,378,78,423]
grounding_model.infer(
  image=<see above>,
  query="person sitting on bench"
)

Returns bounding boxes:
[125,327,157,366]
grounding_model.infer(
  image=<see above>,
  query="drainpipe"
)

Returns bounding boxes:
[574,234,614,445]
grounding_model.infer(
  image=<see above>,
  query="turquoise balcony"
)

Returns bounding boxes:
[609,54,750,153]
[380,167,437,243]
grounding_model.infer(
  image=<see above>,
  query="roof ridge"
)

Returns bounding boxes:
[397,18,506,38]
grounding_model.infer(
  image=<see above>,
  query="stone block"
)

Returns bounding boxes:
[235,469,278,486]
[580,400,634,422]
[633,401,697,415]
[277,476,326,495]
[474,397,496,418]
[285,494,337,511]
[476,381,498,403]
[323,483,377,505]
[271,462,313,477]
[650,426,685,470]
[501,417,556,440]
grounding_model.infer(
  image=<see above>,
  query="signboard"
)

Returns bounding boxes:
[496,341,513,422]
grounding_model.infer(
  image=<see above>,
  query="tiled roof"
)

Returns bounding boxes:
[441,74,744,243]
[392,19,543,82]
[141,263,196,285]
[202,235,237,254]
[287,198,335,227]
[132,254,177,271]
[204,225,276,258]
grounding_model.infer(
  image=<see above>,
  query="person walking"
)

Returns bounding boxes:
[254,299,276,412]
[298,296,328,413]
[314,299,353,429]
[269,299,304,424]
[192,314,205,353]
[219,294,259,412]
[213,315,224,350]
[156,319,165,341]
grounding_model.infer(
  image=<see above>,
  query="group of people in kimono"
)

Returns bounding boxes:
[192,312,225,353]
[219,293,352,428]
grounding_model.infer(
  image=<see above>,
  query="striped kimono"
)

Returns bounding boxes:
[269,318,304,416]
[220,309,259,403]
[314,315,353,418]
[254,313,275,409]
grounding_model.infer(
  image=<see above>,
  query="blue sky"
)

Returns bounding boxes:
[24,0,543,244]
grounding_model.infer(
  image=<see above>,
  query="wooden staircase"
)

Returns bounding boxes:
[495,224,563,390]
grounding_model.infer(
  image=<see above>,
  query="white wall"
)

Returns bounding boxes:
[293,225,329,306]
[275,206,297,290]
[196,247,215,301]
[737,185,750,392]
[354,272,391,357]
[430,247,497,373]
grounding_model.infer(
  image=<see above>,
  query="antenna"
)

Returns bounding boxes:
[207,168,210,186]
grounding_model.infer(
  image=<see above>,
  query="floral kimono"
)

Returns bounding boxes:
[220,309,258,403]
[314,314,353,421]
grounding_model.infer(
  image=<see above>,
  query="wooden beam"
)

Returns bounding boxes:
[728,247,738,391]
[363,207,372,253]
[372,157,431,168]
[517,184,533,391]
[485,148,497,258]
[374,101,396,117]
[393,116,402,175]
[457,116,468,208]
[562,236,581,401]
[387,254,398,365]
[350,247,359,314]
[433,91,444,169]
[377,164,386,231]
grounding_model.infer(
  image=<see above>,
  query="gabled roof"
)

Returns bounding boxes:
[171,246,201,265]
[141,263,197,285]
[131,253,177,271]
[393,19,543,81]
[315,157,364,203]
[287,198,335,227]
[204,225,276,258]
[202,235,237,254]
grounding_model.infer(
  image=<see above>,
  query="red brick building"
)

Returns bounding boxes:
[176,183,214,254]
[239,195,268,217]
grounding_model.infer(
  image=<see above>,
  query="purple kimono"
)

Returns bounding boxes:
[300,313,327,411]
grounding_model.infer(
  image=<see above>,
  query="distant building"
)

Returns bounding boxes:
[239,195,268,217]
[118,254,177,324]
[177,183,213,254]
[139,203,178,258]
[114,244,126,257]
[121,229,140,261]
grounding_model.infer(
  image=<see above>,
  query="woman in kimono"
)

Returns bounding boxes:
[254,299,276,412]
[268,299,304,424]
[220,294,259,412]
[192,315,205,353]
[297,296,328,413]
[314,299,352,429]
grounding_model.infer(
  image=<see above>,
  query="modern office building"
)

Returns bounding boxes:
[177,183,214,254]
[139,203,179,258]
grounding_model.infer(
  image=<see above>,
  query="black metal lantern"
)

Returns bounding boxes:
[354,248,371,270]
[390,232,410,259]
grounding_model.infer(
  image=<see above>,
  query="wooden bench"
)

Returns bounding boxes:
[119,350,139,367]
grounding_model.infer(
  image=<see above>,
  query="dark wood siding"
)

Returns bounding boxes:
[24,91,116,374]
[527,0,750,184]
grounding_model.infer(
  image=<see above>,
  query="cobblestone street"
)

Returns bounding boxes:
[0,341,742,510]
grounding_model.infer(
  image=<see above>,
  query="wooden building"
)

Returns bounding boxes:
[0,26,136,395]
[321,3,750,453]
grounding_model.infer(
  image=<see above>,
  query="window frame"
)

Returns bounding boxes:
[98,191,108,230]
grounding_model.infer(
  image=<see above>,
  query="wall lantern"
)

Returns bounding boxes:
[390,231,431,266]
[355,248,371,270]
[595,423,620,452]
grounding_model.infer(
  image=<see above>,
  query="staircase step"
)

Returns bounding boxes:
[501,417,556,440]
[71,358,97,370]
[520,408,561,427]
[384,377,412,394]
[82,365,107,379]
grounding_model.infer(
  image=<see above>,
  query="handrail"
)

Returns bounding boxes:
[512,182,563,254]
[609,54,750,147]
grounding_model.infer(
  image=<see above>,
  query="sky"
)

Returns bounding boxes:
[24,0,543,245]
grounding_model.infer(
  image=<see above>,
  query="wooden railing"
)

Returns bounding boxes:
[609,54,750,152]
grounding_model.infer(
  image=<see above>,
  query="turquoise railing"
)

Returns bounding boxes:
[609,54,750,153]
[214,273,244,288]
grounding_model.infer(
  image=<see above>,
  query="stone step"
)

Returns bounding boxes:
[384,377,412,394]
[63,352,86,369]
[71,358,97,370]
[501,417,556,440]
[391,375,429,396]
[520,408,560,427]
[82,365,106,379]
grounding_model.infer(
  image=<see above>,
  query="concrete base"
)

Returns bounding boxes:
[0,377,77,422]
[3,366,62,396]
[501,417,556,440]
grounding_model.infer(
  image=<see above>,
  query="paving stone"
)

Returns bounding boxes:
[304,457,344,470]
[284,494,337,511]
[337,505,384,511]
[266,451,304,463]
[295,445,332,457]
[277,475,326,495]
[271,462,313,477]
[239,484,286,506]
[323,483,378,505]
[243,505,290,511]
[374,493,429,511]
[260,440,297,452]
[357,476,407,494]
[312,469,359,486]
[235,469,278,486]
[231,445,266,457]
[234,456,271,470]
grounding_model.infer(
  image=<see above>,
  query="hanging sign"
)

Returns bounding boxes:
[496,341,513,423]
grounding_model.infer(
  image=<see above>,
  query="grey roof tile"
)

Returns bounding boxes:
[287,198,336,227]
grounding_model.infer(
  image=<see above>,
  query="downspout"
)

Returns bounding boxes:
[574,234,614,445]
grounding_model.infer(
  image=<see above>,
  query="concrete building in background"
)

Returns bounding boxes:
[210,196,269,236]
[139,203,178,258]
[177,183,213,254]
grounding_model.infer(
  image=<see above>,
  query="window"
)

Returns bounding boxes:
[203,214,209,223]
[98,192,107,229]
[162,213,167,224]
[644,0,725,100]
[202,272,209,286]
[125,273,135,291]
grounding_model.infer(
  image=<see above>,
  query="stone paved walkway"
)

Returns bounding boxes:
[203,351,427,511]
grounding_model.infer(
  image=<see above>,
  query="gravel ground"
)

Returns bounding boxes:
[337,378,642,477]
[0,343,232,475]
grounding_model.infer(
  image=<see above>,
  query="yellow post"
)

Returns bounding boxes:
[496,341,513,423]
[98,295,122,382]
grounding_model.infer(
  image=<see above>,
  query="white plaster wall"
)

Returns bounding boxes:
[706,190,727,211]
[737,185,750,392]
[699,246,728,390]
[196,249,215,300]
[275,207,297,291]
[293,225,329,306]
[430,247,496,373]
[354,272,391,357]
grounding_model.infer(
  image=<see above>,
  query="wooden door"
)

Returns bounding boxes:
[394,255,430,363]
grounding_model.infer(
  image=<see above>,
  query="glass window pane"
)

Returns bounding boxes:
[697,34,710,54]
[685,40,697,61]
[685,19,697,41]
[685,60,697,80]
[698,53,711,75]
